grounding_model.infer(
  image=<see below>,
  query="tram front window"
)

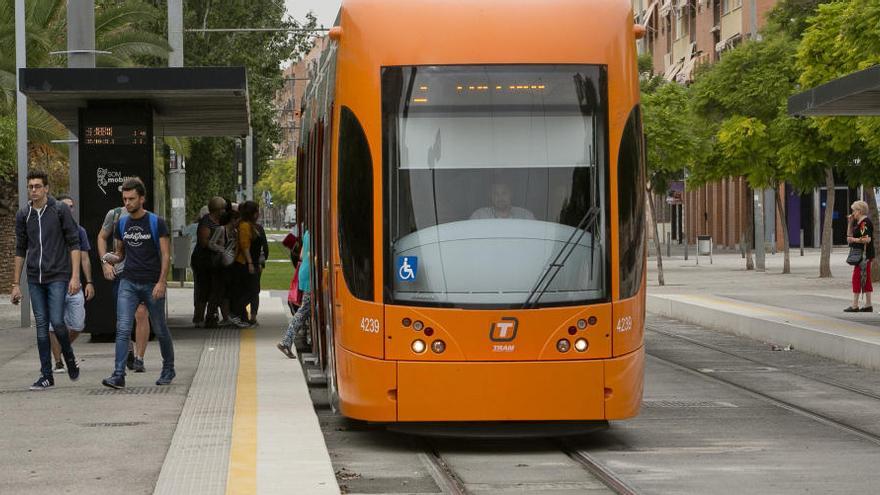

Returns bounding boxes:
[382,65,608,308]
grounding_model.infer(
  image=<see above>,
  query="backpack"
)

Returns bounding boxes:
[118,212,161,253]
[221,226,238,266]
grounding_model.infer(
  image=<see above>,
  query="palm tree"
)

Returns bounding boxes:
[0,0,170,147]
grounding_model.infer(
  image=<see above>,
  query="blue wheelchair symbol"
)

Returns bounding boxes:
[397,256,418,282]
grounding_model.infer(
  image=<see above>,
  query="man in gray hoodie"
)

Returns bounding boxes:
[11,170,82,390]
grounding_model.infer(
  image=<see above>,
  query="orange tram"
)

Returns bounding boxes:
[294,0,646,431]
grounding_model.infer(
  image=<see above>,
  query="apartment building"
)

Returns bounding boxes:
[275,36,329,160]
[634,0,778,83]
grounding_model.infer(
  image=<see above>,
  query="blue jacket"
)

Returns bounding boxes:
[15,196,81,284]
[298,230,311,292]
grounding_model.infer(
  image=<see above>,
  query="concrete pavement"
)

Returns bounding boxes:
[647,246,880,370]
[0,287,338,495]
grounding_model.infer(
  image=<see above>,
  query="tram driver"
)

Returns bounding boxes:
[470,182,535,220]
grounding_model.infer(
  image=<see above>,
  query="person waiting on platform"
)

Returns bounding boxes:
[845,200,875,313]
[49,195,94,372]
[470,183,535,220]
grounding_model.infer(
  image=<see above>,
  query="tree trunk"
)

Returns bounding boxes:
[744,184,755,270]
[865,183,880,283]
[647,188,665,286]
[819,167,835,278]
[774,185,791,274]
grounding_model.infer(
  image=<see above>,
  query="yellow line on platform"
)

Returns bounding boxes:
[227,328,257,495]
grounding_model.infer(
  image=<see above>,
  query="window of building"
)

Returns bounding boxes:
[722,0,742,15]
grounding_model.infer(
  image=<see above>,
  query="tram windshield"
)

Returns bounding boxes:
[382,65,607,308]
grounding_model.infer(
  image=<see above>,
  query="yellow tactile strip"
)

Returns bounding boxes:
[227,328,258,494]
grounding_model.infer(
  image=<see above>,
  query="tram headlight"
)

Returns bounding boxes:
[413,320,424,332]
[402,318,412,327]
[431,340,446,354]
[575,338,589,352]
[556,339,571,353]
[577,319,587,329]
[411,339,427,354]
[588,316,598,326]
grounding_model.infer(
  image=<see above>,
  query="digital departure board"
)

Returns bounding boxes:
[83,124,149,145]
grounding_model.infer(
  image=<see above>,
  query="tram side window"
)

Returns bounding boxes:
[338,106,374,301]
[618,105,647,300]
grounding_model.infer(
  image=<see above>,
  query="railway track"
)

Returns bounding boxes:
[645,350,880,448]
[647,322,880,402]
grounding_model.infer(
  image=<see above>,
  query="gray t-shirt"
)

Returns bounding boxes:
[101,207,128,274]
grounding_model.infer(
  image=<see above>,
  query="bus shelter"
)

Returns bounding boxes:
[19,66,250,335]
[788,65,880,116]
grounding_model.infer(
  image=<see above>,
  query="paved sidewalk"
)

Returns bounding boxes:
[647,247,880,370]
[0,288,338,494]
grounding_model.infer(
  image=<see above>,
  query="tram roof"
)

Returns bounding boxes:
[19,66,250,137]
[788,65,880,116]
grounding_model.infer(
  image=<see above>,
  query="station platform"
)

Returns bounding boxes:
[647,247,880,371]
[0,288,339,495]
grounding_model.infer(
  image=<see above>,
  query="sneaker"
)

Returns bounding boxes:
[133,357,145,373]
[64,354,80,381]
[861,306,874,313]
[101,374,125,389]
[218,318,233,327]
[193,321,204,328]
[156,368,176,386]
[204,318,219,329]
[230,316,251,329]
[30,375,54,391]
[277,342,295,359]
[54,361,65,372]
[844,306,860,312]
[126,349,135,370]
[249,319,259,327]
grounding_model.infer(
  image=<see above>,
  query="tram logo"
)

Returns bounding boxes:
[489,317,518,342]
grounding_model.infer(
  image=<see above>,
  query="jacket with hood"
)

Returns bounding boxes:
[15,196,81,284]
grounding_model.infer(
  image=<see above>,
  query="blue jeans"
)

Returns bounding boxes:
[29,281,75,377]
[114,278,175,376]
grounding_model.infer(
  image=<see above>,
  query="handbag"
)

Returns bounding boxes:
[847,243,866,266]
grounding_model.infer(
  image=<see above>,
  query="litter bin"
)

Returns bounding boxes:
[697,235,713,265]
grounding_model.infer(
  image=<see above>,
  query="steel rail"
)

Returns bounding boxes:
[647,324,880,402]
[646,352,880,448]
[559,441,641,495]
[418,439,468,495]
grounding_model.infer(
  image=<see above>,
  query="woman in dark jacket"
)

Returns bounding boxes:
[845,200,875,312]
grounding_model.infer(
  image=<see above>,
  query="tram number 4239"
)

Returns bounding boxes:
[360,317,381,334]
[616,316,633,333]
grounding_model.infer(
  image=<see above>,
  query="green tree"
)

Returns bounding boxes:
[152,1,316,221]
[255,158,296,206]
[797,0,880,278]
[690,36,799,272]
[642,81,703,285]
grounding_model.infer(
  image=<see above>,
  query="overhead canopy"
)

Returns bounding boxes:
[788,65,880,117]
[19,67,250,136]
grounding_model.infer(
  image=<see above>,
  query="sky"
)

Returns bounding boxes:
[284,1,343,29]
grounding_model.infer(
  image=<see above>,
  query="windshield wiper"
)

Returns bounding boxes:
[521,205,601,309]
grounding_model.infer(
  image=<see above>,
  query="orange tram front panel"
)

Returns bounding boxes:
[336,340,644,422]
